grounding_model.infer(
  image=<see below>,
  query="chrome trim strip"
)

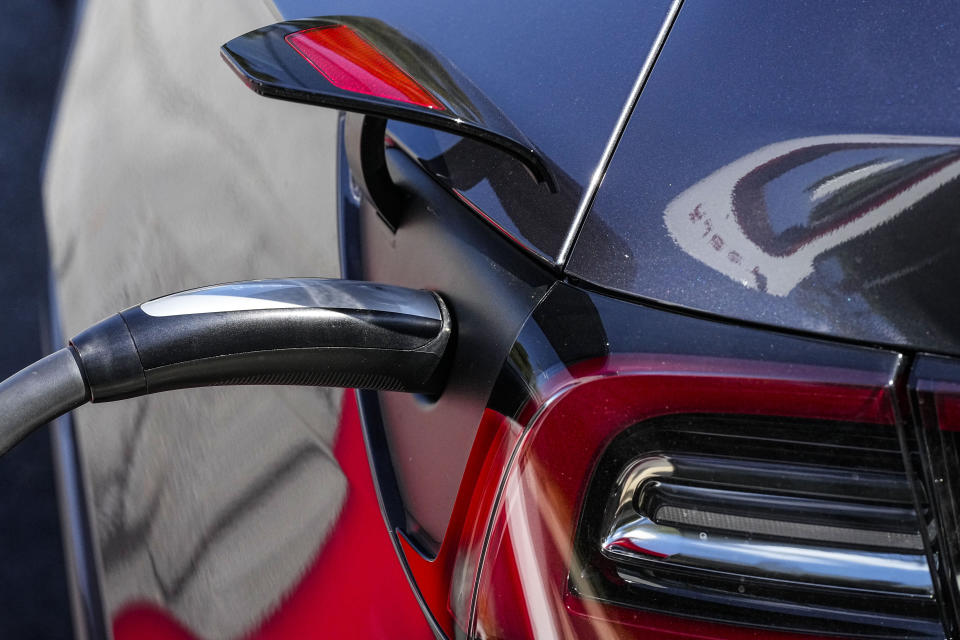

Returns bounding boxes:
[141,293,302,317]
[556,0,684,266]
[603,518,933,596]
[140,278,442,320]
[600,454,934,598]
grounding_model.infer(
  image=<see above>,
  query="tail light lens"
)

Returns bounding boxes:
[451,285,942,638]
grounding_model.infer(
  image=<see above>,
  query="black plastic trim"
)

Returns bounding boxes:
[221,16,555,191]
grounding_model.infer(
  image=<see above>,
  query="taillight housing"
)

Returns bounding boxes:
[909,354,960,636]
[455,285,942,638]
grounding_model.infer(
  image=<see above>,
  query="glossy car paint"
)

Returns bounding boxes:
[275,0,678,261]
[345,121,555,549]
[567,1,960,355]
[336,139,949,634]
[322,1,960,635]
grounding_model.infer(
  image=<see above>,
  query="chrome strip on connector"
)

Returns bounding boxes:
[140,278,442,320]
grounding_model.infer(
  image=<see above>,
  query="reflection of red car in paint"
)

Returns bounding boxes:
[114,393,434,640]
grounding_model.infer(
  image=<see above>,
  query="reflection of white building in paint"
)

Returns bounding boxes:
[664,135,960,297]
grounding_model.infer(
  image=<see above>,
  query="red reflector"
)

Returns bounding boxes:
[285,26,445,110]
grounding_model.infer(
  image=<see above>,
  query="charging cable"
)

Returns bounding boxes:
[0,278,452,456]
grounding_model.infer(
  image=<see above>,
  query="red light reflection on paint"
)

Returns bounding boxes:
[286,26,445,110]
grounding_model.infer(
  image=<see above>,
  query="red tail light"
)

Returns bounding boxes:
[384,284,944,639]
[472,359,936,638]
